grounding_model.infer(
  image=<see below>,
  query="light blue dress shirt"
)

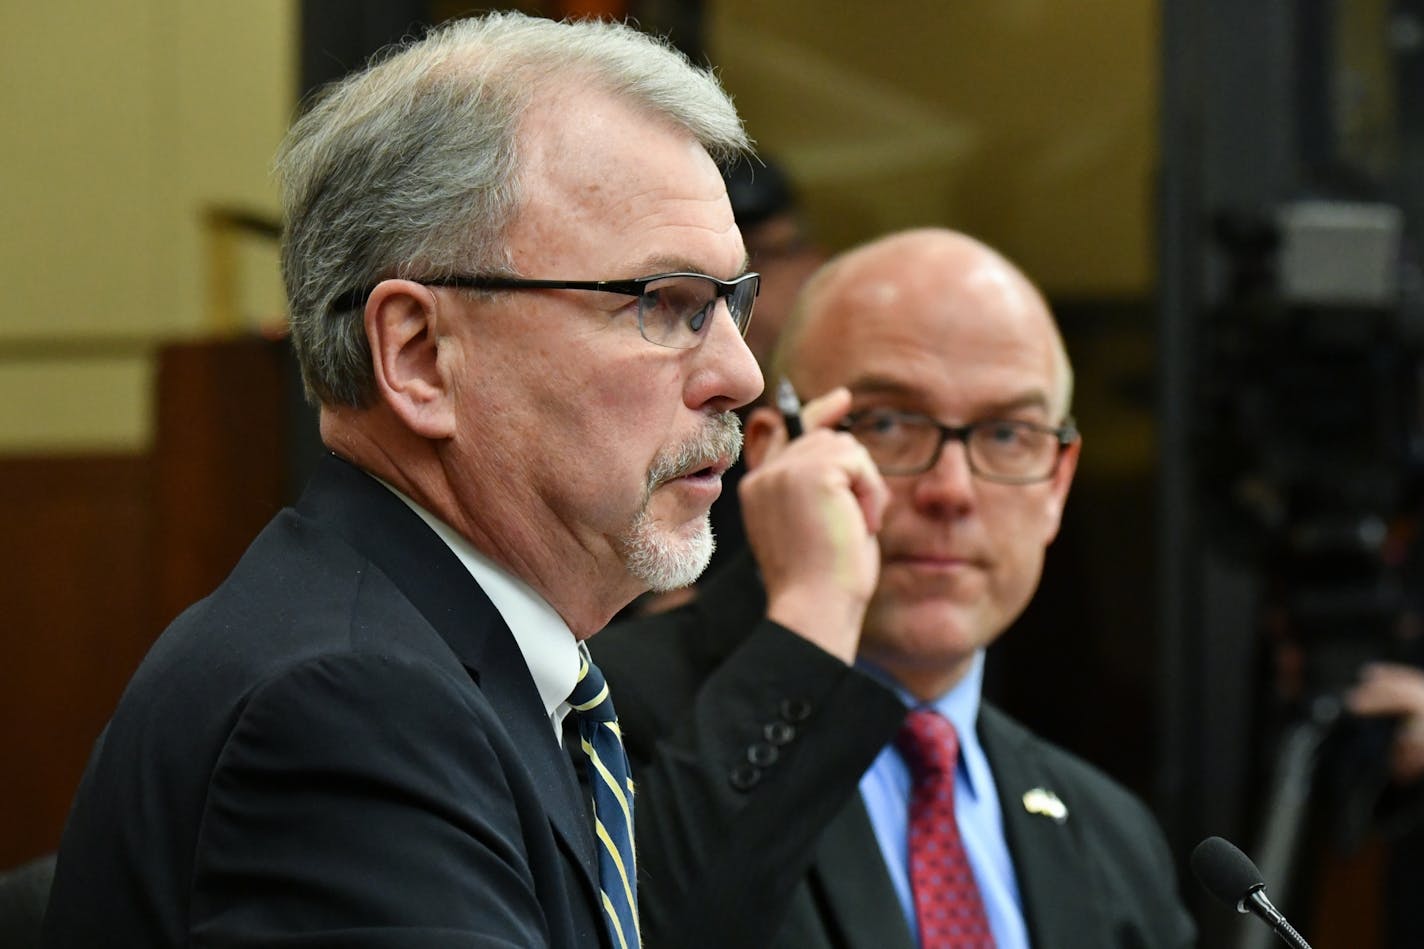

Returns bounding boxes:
[858,650,1030,948]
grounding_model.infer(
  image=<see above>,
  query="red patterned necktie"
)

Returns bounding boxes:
[897,708,995,948]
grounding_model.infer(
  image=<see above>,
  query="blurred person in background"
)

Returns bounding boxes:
[596,227,1197,949]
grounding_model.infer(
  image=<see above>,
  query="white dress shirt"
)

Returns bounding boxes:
[383,482,583,740]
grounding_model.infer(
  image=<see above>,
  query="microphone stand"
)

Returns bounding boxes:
[1238,698,1337,949]
[1241,887,1315,949]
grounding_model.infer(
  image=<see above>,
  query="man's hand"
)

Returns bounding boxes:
[739,387,890,664]
[1346,662,1424,784]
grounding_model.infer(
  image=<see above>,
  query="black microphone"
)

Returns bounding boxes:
[1190,836,1314,949]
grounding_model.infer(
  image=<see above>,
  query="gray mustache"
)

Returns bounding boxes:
[647,413,743,488]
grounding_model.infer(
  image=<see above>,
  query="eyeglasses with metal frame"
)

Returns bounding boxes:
[336,272,760,351]
[837,408,1079,484]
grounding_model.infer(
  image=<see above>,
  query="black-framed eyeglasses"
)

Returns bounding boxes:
[837,409,1079,484]
[335,271,759,350]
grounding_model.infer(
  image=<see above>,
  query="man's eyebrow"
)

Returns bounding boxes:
[624,252,753,280]
[845,376,919,399]
[980,392,1053,415]
[847,377,1053,414]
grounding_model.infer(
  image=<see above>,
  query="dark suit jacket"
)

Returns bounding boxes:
[43,454,607,948]
[0,853,55,949]
[593,550,1197,949]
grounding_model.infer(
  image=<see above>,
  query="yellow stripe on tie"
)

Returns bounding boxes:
[601,890,630,949]
[570,654,639,946]
[582,737,634,823]
[595,818,636,906]
[571,683,610,713]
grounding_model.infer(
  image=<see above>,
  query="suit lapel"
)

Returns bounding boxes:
[296,455,600,897]
[979,706,1104,949]
[469,622,600,880]
[808,797,916,949]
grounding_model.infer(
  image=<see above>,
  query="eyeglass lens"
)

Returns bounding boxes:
[847,412,1062,481]
[638,275,756,349]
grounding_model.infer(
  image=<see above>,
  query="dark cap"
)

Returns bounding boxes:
[721,155,796,230]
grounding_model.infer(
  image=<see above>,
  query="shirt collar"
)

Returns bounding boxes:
[857,650,989,799]
[379,481,581,734]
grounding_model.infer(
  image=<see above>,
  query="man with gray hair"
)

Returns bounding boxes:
[43,12,761,948]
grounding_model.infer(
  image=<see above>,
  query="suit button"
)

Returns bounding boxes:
[729,762,761,790]
[763,721,796,745]
[779,698,812,723]
[747,742,779,767]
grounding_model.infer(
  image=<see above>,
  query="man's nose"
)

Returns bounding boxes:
[688,304,764,412]
[910,437,976,515]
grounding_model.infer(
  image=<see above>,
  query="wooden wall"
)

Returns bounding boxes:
[0,337,288,868]
[0,455,154,866]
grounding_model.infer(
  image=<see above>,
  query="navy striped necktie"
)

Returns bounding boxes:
[568,653,640,948]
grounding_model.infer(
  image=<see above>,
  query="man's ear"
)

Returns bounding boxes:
[365,280,457,439]
[742,406,786,472]
[1042,435,1081,544]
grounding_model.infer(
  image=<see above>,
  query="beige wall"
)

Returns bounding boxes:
[0,1,295,453]
[0,3,1157,452]
[708,0,1158,298]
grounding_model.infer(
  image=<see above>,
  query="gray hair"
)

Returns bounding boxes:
[276,12,749,407]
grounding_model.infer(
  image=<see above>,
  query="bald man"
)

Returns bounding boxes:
[594,228,1196,949]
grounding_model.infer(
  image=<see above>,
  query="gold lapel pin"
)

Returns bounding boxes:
[1022,787,1068,823]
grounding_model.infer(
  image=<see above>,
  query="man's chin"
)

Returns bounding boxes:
[620,510,715,593]
[865,598,990,652]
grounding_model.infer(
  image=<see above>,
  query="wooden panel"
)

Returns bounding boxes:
[0,336,290,867]
[0,454,154,866]
[152,337,287,627]
[1312,837,1384,948]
